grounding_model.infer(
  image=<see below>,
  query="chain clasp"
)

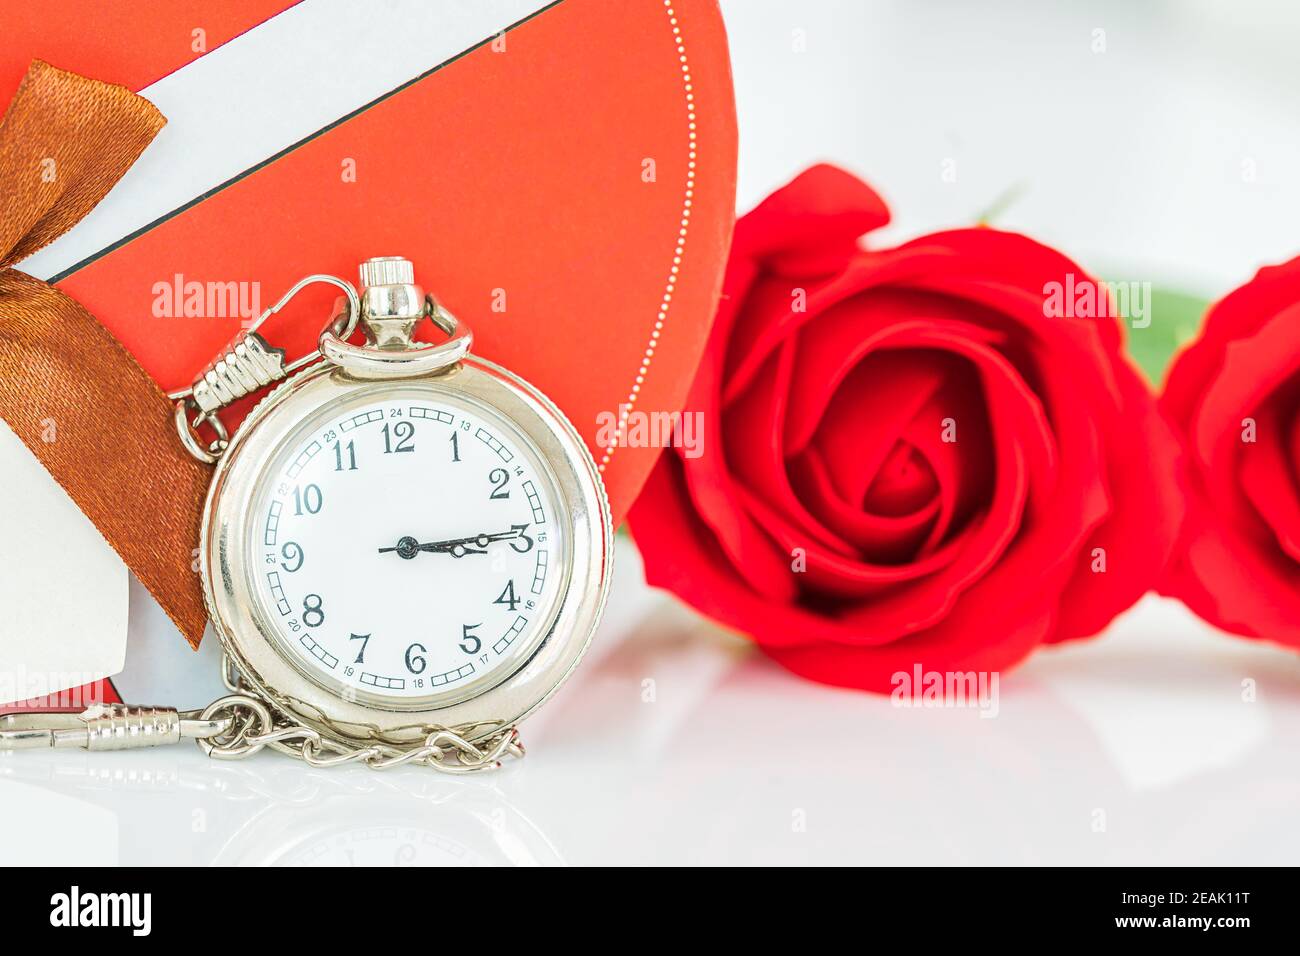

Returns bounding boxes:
[0,703,232,751]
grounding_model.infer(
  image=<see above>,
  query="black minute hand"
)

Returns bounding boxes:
[378,526,529,560]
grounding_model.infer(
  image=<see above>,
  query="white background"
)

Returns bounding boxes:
[4,0,1300,865]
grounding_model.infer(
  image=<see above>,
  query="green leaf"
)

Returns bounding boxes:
[1118,285,1209,387]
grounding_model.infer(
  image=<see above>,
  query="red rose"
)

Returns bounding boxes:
[1161,257,1300,645]
[629,165,1182,691]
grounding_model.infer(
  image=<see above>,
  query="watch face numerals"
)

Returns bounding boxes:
[292,483,323,515]
[459,623,482,655]
[332,439,357,472]
[488,467,510,499]
[509,524,534,553]
[253,395,564,706]
[494,580,520,611]
[382,420,416,454]
[404,642,427,674]
[280,541,304,573]
[301,593,325,627]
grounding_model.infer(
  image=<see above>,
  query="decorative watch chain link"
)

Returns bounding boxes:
[191,657,524,774]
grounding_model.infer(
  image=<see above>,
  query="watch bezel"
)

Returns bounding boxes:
[200,357,612,747]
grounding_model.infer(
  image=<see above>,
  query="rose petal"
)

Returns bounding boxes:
[781,288,1006,454]
[894,364,993,552]
[1192,304,1300,501]
[735,163,890,276]
[1178,504,1300,645]
[1053,358,1184,639]
[724,251,993,403]
[793,328,1049,621]
[1238,394,1300,562]
[630,453,920,649]
[1163,256,1300,423]
[790,445,941,560]
[803,348,950,503]
[723,339,859,559]
[762,600,1056,694]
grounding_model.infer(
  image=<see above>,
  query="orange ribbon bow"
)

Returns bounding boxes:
[0,60,210,647]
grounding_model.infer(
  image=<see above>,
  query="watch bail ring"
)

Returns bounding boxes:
[319,295,473,379]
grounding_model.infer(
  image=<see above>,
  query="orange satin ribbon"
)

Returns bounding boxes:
[0,60,210,648]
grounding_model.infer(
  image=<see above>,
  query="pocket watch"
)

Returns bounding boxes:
[0,257,613,774]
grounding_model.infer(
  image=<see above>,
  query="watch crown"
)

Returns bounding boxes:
[357,256,424,350]
[359,256,415,289]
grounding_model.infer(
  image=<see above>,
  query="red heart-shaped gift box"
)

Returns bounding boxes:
[6,0,737,524]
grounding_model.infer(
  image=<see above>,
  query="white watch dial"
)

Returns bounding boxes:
[250,392,566,708]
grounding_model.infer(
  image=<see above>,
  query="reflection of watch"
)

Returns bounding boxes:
[0,257,612,775]
[211,789,565,868]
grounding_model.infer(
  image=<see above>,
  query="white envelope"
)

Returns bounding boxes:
[0,419,127,702]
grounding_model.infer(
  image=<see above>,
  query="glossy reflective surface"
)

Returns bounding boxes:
[3,539,1298,866]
